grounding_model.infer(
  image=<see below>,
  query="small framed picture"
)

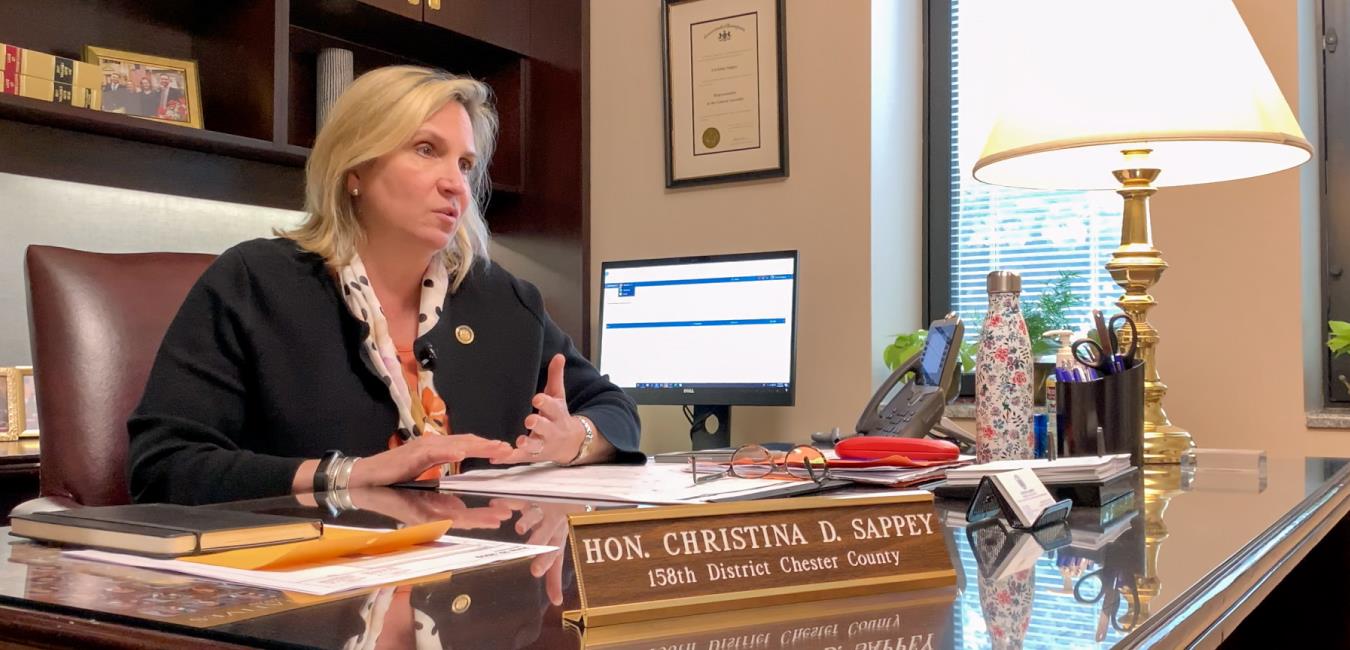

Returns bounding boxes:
[83,46,203,129]
[1,366,37,441]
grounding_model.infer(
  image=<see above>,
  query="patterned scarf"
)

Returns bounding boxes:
[336,254,451,459]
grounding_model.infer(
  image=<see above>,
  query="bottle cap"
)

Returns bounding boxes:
[986,271,1022,294]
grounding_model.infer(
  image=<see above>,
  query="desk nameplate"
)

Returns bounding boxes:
[564,493,955,627]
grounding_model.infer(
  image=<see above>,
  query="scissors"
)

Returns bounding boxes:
[1072,312,1138,375]
[1074,568,1142,633]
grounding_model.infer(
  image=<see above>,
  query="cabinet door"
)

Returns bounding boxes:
[1327,0,1350,403]
[358,0,424,21]
[424,0,530,54]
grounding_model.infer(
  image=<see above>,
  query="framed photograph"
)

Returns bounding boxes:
[83,46,203,129]
[1,366,37,441]
[663,0,788,188]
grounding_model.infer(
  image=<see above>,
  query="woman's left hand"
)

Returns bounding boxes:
[497,354,585,465]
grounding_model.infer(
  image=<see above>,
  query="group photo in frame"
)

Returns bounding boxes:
[0,366,37,441]
[663,0,788,187]
[83,45,203,129]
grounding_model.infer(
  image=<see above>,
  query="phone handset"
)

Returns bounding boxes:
[854,350,942,437]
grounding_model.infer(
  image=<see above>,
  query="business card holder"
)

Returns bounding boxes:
[965,475,1072,530]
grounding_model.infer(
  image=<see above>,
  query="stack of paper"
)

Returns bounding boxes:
[64,533,556,596]
[824,462,969,487]
[943,454,1132,488]
[439,461,809,504]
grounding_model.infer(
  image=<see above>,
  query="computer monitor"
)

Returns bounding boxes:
[598,250,798,448]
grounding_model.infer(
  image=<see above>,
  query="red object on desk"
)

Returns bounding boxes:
[835,436,960,463]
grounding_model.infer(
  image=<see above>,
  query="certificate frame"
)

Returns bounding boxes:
[663,0,788,188]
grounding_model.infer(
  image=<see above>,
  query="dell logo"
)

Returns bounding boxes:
[683,388,695,394]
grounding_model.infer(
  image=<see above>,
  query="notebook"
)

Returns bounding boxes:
[11,504,323,557]
[942,454,1132,487]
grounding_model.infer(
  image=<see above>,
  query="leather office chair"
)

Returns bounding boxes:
[14,246,215,513]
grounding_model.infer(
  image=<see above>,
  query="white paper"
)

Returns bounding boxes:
[945,454,1130,486]
[439,461,799,504]
[990,469,1056,528]
[65,535,556,596]
[690,11,761,154]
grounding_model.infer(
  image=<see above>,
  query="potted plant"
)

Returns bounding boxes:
[882,329,976,402]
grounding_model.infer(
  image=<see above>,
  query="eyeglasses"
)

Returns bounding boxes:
[690,444,830,485]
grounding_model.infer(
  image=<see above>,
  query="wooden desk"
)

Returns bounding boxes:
[0,457,1342,648]
[0,440,39,526]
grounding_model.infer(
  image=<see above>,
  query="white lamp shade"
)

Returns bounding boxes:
[973,0,1312,190]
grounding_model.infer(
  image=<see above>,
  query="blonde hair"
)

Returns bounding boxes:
[279,65,498,290]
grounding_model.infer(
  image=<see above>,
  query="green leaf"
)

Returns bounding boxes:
[960,340,978,370]
[884,330,927,370]
[1331,320,1350,358]
[1023,270,1082,344]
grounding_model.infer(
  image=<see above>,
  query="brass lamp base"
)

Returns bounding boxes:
[1107,154,1196,464]
[1144,424,1195,465]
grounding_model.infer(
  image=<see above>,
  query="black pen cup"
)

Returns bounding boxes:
[1056,359,1145,466]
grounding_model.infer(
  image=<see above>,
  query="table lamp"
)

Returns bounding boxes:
[972,0,1312,463]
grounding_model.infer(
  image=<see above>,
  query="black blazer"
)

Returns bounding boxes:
[128,238,640,505]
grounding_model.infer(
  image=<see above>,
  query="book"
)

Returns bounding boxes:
[0,45,100,86]
[11,504,323,557]
[1,74,99,108]
[931,465,1138,507]
[0,44,18,72]
[1067,510,1135,551]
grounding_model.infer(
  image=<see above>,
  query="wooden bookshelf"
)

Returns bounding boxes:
[0,0,590,347]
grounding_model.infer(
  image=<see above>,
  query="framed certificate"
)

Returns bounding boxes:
[663,0,788,188]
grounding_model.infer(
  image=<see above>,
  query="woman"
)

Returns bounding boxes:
[128,66,641,505]
[135,76,157,118]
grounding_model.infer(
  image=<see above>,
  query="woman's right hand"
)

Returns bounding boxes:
[348,434,512,488]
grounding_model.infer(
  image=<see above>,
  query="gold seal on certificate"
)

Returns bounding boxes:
[701,127,721,148]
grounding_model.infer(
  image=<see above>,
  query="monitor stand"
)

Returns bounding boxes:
[689,405,732,450]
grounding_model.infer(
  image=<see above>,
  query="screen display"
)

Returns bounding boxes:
[919,323,957,387]
[598,253,796,398]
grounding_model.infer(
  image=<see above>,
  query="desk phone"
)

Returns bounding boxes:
[854,314,964,440]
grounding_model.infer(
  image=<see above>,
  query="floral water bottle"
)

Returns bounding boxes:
[975,270,1034,463]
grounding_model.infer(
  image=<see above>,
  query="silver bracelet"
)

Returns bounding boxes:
[324,486,356,511]
[334,457,359,491]
[324,452,345,492]
[563,416,596,466]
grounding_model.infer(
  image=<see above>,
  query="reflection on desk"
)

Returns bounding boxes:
[572,589,955,649]
[0,457,1342,648]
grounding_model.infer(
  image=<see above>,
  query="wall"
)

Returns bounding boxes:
[590,0,922,453]
[870,0,926,387]
[1149,0,1350,456]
